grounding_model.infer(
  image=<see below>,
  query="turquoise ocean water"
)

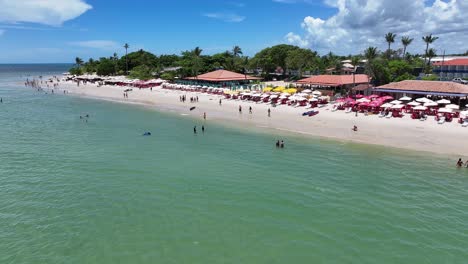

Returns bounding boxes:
[1,64,468,263]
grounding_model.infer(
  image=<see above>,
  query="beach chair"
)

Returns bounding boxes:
[462,122,468,127]
[345,108,352,113]
[385,112,392,118]
[378,112,385,118]
[331,105,338,112]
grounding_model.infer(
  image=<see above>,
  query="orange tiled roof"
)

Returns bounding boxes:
[376,80,468,94]
[186,70,261,81]
[433,59,468,66]
[296,74,370,86]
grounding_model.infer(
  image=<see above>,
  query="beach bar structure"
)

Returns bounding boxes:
[296,74,370,96]
[374,80,468,105]
[433,59,468,81]
[180,69,262,90]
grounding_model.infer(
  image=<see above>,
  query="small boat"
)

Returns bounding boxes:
[190,107,196,111]
[302,110,319,117]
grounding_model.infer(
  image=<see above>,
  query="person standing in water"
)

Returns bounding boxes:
[268,108,271,117]
[202,125,205,133]
[457,158,463,167]
[276,140,280,148]
[193,126,197,134]
[203,112,206,120]
[0,98,2,103]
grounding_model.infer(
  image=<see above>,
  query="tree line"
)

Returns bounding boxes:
[70,33,445,85]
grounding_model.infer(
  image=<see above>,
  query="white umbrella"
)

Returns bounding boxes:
[270,95,278,99]
[302,89,312,93]
[438,108,453,113]
[460,111,468,117]
[280,93,290,96]
[445,104,459,110]
[424,102,438,107]
[413,106,428,111]
[399,96,412,101]
[437,99,451,104]
[279,95,289,99]
[312,91,322,96]
[407,101,421,106]
[309,98,318,102]
[416,97,431,103]
[381,103,393,108]
[390,100,402,105]
[391,104,405,109]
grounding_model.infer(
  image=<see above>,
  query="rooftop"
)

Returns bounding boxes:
[186,70,261,82]
[297,74,370,87]
[375,80,468,96]
[433,59,468,66]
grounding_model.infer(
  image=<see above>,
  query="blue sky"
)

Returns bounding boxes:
[0,0,466,63]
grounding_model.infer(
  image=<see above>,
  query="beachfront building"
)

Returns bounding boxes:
[179,69,262,90]
[432,59,468,81]
[296,74,370,97]
[374,80,468,106]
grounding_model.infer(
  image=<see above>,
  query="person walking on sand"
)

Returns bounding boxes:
[219,99,222,106]
[249,106,252,114]
[239,105,242,114]
[268,108,271,117]
[203,112,206,120]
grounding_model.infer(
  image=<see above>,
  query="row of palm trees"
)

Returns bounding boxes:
[384,32,439,64]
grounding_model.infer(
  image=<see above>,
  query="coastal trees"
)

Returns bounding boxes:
[96,58,116,76]
[422,34,438,64]
[401,36,414,58]
[128,65,153,80]
[232,46,243,57]
[285,48,317,77]
[425,48,437,65]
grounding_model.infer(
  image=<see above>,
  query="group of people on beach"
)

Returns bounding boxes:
[456,159,468,168]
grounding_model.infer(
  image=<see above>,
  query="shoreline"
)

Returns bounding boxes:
[32,79,468,157]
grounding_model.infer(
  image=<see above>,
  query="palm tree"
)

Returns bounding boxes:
[75,57,83,68]
[192,47,203,77]
[112,52,119,75]
[123,43,129,75]
[385,32,396,57]
[422,34,439,65]
[401,36,414,58]
[426,48,437,65]
[232,46,243,57]
[363,47,378,79]
[351,56,360,71]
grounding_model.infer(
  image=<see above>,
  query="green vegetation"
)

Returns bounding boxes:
[71,33,443,85]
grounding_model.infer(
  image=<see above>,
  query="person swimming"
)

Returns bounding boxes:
[276,140,280,148]
[202,125,205,133]
[143,132,151,136]
[457,158,463,167]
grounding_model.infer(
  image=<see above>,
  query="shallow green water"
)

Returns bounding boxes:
[1,66,468,263]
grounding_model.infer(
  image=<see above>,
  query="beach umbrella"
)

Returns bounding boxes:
[270,95,278,99]
[460,111,468,117]
[312,91,322,96]
[309,98,319,102]
[368,95,380,99]
[413,106,428,111]
[437,99,451,104]
[263,87,273,92]
[391,104,404,109]
[381,96,394,100]
[399,96,412,101]
[407,101,421,106]
[381,103,393,108]
[390,100,402,105]
[445,104,459,110]
[424,102,438,107]
[438,108,453,113]
[302,89,312,93]
[416,97,431,103]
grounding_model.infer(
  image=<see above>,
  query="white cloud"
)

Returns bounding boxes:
[0,0,92,26]
[203,12,245,22]
[69,40,120,50]
[285,0,468,55]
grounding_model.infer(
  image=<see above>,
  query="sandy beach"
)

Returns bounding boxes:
[46,80,467,156]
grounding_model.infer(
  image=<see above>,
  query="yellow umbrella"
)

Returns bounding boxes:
[263,87,273,92]
[273,86,285,92]
[286,88,297,94]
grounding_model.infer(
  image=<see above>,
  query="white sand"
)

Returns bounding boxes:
[50,80,468,156]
